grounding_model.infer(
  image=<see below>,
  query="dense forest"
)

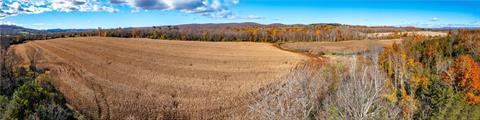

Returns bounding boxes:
[378,30,480,119]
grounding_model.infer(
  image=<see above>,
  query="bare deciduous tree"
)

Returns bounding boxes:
[319,54,401,120]
[247,52,401,120]
[247,63,325,120]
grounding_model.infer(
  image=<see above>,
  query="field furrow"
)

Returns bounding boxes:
[11,37,305,119]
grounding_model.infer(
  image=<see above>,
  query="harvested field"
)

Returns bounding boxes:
[11,37,306,119]
[279,39,402,55]
[367,31,447,38]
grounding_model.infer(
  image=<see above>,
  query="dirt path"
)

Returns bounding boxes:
[11,37,306,119]
[273,44,327,65]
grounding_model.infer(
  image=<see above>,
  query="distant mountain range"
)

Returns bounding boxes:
[0,25,44,35]
[44,28,96,33]
[0,25,95,35]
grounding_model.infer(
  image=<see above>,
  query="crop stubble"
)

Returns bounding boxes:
[11,37,305,119]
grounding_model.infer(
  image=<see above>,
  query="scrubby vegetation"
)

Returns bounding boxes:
[247,29,480,120]
[0,49,84,119]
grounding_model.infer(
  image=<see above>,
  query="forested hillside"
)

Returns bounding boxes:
[1,23,422,45]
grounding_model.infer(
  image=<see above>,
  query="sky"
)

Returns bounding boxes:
[1,0,480,29]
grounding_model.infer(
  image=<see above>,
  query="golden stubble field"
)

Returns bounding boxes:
[11,37,306,119]
[367,31,448,38]
[279,39,403,55]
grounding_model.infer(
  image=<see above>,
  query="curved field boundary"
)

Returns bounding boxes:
[11,37,306,119]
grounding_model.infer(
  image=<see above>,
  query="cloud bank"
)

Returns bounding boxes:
[112,0,239,18]
[1,0,118,19]
[1,0,240,19]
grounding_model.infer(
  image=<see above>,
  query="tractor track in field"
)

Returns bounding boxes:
[11,37,306,119]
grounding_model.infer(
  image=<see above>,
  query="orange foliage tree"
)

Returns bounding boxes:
[445,55,480,104]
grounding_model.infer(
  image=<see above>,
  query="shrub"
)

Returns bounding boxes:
[35,103,73,120]
[0,51,17,97]
[3,80,53,119]
[0,96,8,118]
[1,49,82,120]
[1,75,76,120]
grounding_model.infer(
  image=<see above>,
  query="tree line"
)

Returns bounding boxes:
[3,23,421,45]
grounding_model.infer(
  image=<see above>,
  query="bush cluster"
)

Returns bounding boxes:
[0,51,83,120]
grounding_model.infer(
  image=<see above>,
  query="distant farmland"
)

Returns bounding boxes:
[279,39,403,55]
[11,37,305,119]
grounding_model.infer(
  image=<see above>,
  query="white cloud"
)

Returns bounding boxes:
[245,15,261,19]
[1,0,240,19]
[431,17,439,22]
[471,21,479,24]
[32,22,45,26]
[0,20,16,25]
[228,15,263,20]
[50,0,118,12]
[111,0,239,18]
[231,0,239,4]
[1,0,118,19]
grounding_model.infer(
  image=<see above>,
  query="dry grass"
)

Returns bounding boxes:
[277,31,446,57]
[10,37,306,119]
[367,31,448,38]
[279,39,401,56]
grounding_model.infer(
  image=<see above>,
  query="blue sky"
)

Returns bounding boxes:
[1,0,479,29]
